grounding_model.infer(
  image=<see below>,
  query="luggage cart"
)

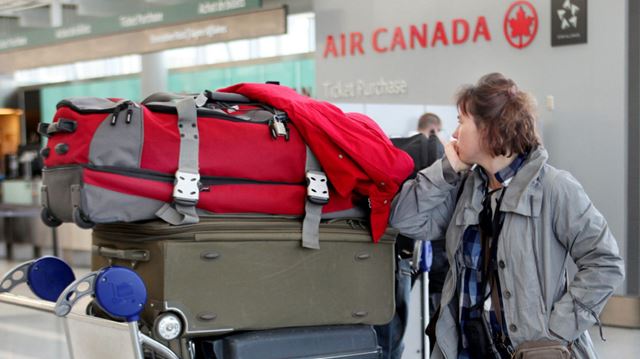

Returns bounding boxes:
[0,257,179,359]
[1,256,383,359]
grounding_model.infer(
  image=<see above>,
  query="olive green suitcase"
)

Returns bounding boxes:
[91,217,396,338]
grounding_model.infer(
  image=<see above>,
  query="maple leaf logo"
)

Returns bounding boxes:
[503,1,539,49]
[509,7,535,39]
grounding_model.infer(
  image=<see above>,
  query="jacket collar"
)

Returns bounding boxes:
[455,146,548,226]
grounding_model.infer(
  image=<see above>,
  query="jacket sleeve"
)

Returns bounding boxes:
[548,171,625,342]
[389,156,462,241]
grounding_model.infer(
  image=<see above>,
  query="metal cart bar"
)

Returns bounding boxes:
[0,292,179,359]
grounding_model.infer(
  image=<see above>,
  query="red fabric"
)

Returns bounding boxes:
[139,108,307,183]
[197,117,306,183]
[84,169,304,214]
[44,108,111,167]
[139,109,181,174]
[218,84,413,242]
[83,168,354,215]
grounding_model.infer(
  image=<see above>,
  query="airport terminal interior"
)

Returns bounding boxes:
[0,0,639,358]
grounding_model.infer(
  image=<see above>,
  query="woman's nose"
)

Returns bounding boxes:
[452,126,460,139]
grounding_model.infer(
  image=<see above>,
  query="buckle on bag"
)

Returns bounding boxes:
[173,171,200,205]
[306,170,329,204]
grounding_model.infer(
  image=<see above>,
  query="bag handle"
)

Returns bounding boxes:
[93,245,150,262]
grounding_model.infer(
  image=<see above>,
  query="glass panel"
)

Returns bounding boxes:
[168,59,315,95]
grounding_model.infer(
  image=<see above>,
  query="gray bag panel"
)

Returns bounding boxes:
[89,105,143,168]
[321,207,368,219]
[42,166,84,222]
[84,184,166,223]
[141,92,191,104]
[57,97,121,112]
[42,166,165,224]
[92,219,397,335]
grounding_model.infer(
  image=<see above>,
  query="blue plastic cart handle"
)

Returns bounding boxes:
[27,256,76,302]
[94,266,147,322]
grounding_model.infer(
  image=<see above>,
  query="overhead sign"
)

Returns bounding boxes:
[0,0,261,52]
[322,17,492,58]
[0,7,285,72]
[551,0,587,46]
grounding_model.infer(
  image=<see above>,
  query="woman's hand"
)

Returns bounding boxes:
[445,140,471,173]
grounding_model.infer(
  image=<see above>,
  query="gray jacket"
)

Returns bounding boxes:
[389,147,624,359]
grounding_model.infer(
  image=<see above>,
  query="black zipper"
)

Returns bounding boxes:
[85,165,305,187]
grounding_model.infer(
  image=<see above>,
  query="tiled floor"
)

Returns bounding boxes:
[1,252,639,359]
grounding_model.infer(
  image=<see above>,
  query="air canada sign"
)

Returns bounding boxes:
[322,1,539,58]
[323,16,491,58]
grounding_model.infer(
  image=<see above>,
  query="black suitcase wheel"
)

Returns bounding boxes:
[41,208,62,227]
[72,207,95,229]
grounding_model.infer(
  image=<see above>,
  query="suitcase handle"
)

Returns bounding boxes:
[94,246,150,262]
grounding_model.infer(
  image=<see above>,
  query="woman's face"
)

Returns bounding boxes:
[452,110,485,165]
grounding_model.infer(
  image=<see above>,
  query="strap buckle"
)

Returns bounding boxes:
[173,171,200,205]
[306,170,329,204]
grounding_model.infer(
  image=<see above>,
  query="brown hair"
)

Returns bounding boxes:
[417,112,441,133]
[456,73,540,157]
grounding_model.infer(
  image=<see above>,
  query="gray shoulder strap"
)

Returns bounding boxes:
[156,97,200,225]
[302,146,330,249]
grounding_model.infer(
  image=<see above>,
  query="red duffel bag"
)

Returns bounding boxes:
[39,83,413,246]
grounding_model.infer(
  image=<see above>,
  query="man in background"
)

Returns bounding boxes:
[374,112,446,358]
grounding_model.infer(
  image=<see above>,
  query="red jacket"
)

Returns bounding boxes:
[219,83,413,242]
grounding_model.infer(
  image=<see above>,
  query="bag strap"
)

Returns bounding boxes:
[425,303,440,354]
[479,187,509,343]
[302,147,329,249]
[455,174,469,203]
[156,97,201,225]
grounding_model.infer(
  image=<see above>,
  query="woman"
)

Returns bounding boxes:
[390,73,624,359]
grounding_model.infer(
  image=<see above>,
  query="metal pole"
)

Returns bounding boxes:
[0,292,56,313]
[51,227,59,257]
[128,321,145,359]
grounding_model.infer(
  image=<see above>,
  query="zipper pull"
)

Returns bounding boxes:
[125,103,136,124]
[110,109,119,126]
[111,101,132,126]
[269,112,289,141]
